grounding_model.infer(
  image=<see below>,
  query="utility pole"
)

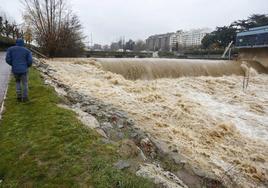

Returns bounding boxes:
[123,36,125,52]
[86,36,90,50]
[90,33,93,49]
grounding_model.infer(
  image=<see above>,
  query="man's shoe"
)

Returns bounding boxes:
[22,97,29,102]
[17,94,22,102]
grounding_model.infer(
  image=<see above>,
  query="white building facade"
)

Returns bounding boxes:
[176,28,211,47]
[146,28,211,51]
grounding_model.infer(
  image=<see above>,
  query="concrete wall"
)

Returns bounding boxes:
[239,48,268,68]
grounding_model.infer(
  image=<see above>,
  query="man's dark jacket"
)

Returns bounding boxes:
[5,39,33,74]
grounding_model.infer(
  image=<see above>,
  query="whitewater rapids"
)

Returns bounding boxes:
[44,58,268,187]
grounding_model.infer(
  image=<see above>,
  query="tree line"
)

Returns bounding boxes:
[0,12,23,40]
[202,14,268,49]
[109,39,146,52]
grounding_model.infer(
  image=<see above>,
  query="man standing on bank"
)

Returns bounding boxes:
[5,38,33,102]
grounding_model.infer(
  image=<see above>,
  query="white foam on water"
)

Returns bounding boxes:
[187,91,268,142]
[43,59,268,187]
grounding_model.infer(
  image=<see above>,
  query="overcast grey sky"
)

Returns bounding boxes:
[0,0,267,45]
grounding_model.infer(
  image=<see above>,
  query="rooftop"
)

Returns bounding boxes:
[237,25,268,37]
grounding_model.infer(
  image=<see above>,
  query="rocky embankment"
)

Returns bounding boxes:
[35,59,227,188]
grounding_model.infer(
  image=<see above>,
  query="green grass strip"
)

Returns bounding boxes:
[0,68,153,188]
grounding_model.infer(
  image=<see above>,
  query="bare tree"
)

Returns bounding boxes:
[23,0,85,57]
[134,40,146,52]
[3,20,12,37]
[0,10,23,39]
[0,16,3,35]
[0,10,6,36]
[24,27,33,44]
[10,22,18,39]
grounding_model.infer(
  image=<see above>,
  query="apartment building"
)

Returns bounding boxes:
[146,28,211,51]
[146,33,176,51]
[176,28,211,47]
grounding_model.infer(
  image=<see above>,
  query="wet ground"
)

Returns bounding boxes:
[0,52,11,116]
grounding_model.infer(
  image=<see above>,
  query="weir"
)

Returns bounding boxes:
[236,25,268,68]
[239,48,268,68]
[98,58,268,80]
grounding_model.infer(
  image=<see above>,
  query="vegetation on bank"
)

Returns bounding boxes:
[0,68,153,187]
[202,14,268,49]
[0,36,15,51]
[0,13,24,40]
[86,50,152,58]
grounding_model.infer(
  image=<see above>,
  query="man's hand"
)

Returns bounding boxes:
[5,49,12,66]
[27,51,33,67]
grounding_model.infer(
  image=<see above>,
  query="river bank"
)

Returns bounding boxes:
[39,58,268,187]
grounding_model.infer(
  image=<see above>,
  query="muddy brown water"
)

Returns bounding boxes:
[239,48,268,68]
[98,58,268,80]
[43,58,268,187]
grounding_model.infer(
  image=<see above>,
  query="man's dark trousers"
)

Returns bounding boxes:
[14,73,28,100]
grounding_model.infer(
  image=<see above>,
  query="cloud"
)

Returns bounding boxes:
[1,0,267,44]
